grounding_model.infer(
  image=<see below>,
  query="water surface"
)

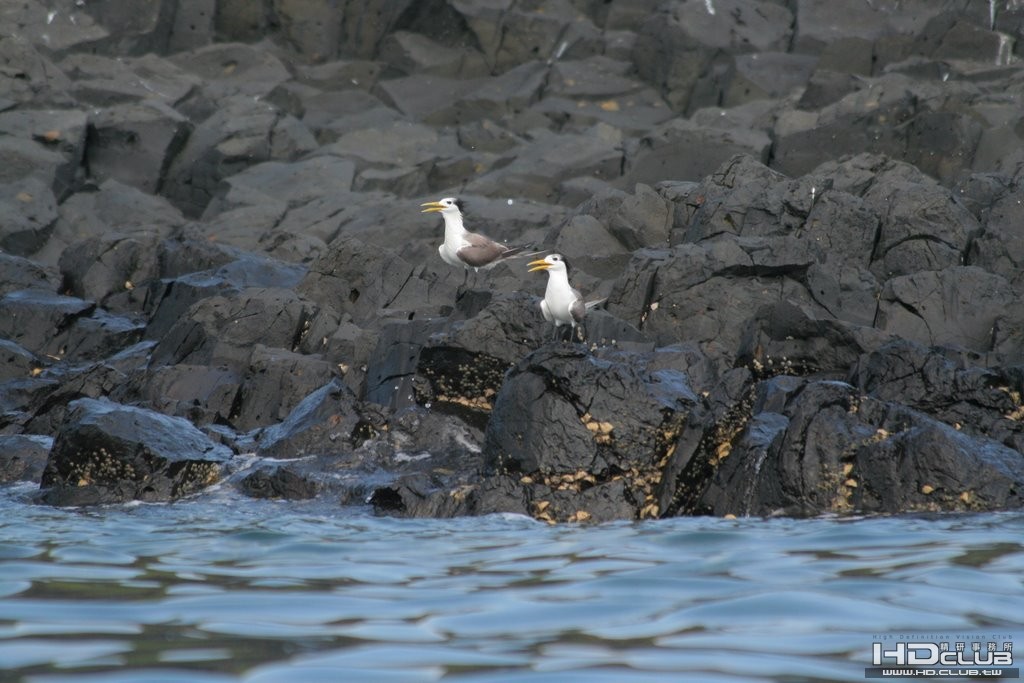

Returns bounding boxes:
[1,483,1021,682]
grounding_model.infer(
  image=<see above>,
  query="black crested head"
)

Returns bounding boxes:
[453,198,466,214]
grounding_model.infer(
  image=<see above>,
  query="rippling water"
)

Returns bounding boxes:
[1,483,1021,683]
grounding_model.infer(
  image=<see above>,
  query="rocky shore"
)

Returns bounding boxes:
[2,0,1023,520]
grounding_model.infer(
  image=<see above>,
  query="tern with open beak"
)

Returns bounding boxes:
[421,197,531,285]
[528,253,587,342]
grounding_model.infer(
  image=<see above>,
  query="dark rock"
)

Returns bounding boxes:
[130,363,241,428]
[13,342,156,437]
[852,404,1024,514]
[297,236,438,327]
[168,42,292,101]
[0,434,51,484]
[256,378,378,459]
[736,302,894,380]
[58,233,163,313]
[0,253,59,296]
[39,397,231,506]
[452,0,600,73]
[377,30,488,78]
[663,372,1024,517]
[85,100,191,195]
[0,340,41,384]
[622,118,772,188]
[851,339,1024,452]
[876,267,1017,355]
[142,253,306,341]
[966,184,1024,291]
[59,53,201,108]
[632,0,793,113]
[481,345,698,521]
[0,35,76,108]
[59,309,145,364]
[149,287,319,370]
[42,179,186,267]
[231,346,339,431]
[465,124,623,203]
[0,290,94,358]
[160,95,295,217]
[723,52,818,107]
[0,173,58,257]
[239,466,318,500]
[0,108,88,201]
[299,89,403,143]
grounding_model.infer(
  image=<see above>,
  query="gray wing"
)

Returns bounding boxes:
[570,289,586,325]
[457,232,510,269]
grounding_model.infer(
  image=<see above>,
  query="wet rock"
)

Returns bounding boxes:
[0,340,41,384]
[130,364,241,428]
[482,345,698,521]
[0,434,51,484]
[852,406,1024,514]
[256,378,378,459]
[239,466,318,500]
[663,366,1024,517]
[0,253,59,296]
[0,290,94,358]
[851,339,1024,452]
[736,302,894,381]
[7,342,155,437]
[39,397,231,506]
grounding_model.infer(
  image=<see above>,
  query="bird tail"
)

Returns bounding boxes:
[584,298,607,310]
[498,244,543,261]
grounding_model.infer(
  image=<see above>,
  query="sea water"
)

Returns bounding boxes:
[0,482,1021,683]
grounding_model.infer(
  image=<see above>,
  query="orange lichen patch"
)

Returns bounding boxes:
[599,100,620,111]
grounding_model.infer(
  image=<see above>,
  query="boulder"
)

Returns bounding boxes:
[39,398,232,506]
[0,434,51,485]
[256,379,379,459]
[239,466,319,500]
[480,345,698,521]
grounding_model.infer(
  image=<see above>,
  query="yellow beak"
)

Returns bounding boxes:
[527,259,551,272]
[421,201,445,213]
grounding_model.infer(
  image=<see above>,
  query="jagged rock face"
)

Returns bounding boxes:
[1,1,1023,517]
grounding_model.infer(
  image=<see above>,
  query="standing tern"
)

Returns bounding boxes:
[528,253,587,342]
[421,197,532,286]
